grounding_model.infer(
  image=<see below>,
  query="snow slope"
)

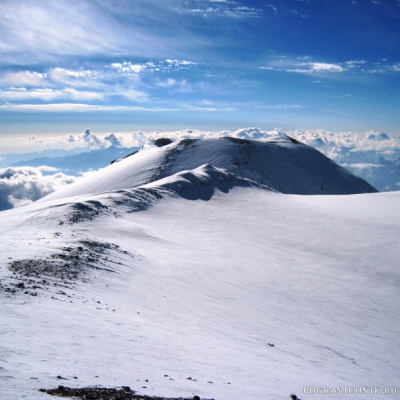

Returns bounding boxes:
[40,136,376,203]
[0,158,398,399]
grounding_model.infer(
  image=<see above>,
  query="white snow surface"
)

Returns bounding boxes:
[0,190,399,398]
[0,138,398,399]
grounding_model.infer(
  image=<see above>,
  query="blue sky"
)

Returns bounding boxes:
[1,0,400,151]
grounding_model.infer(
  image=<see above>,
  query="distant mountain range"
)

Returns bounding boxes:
[9,145,140,176]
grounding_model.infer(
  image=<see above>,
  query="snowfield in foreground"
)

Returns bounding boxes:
[0,187,399,399]
[0,137,398,399]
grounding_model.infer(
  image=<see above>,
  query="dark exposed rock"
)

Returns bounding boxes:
[39,385,211,400]
[153,138,173,147]
[68,201,110,224]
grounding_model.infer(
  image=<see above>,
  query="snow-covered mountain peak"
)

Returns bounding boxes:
[40,136,376,204]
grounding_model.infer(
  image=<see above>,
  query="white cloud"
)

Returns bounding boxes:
[257,104,305,110]
[0,103,180,112]
[104,133,123,147]
[55,129,122,149]
[164,59,197,68]
[224,6,261,18]
[157,78,180,88]
[1,71,47,86]
[267,4,278,13]
[310,63,345,72]
[342,163,384,169]
[0,88,104,102]
[261,57,400,76]
[111,59,197,75]
[112,88,148,102]
[80,128,102,147]
[0,88,60,101]
[0,58,202,108]
[372,62,400,74]
[48,68,96,87]
[232,127,283,140]
[54,129,151,150]
[260,57,348,75]
[37,165,61,173]
[184,0,262,18]
[391,63,400,72]
[55,131,115,149]
[111,62,147,74]
[0,0,179,65]
[286,128,400,156]
[63,88,105,101]
[344,60,367,68]
[156,78,190,92]
[0,166,79,211]
[286,62,345,74]
[1,65,149,103]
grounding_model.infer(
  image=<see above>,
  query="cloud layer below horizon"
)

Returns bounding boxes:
[0,166,78,210]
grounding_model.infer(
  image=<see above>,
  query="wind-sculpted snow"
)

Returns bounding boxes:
[41,165,263,225]
[143,164,263,201]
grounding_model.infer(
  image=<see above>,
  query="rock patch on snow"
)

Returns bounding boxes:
[39,385,207,400]
[1,240,131,298]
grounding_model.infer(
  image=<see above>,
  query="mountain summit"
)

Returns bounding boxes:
[41,136,376,203]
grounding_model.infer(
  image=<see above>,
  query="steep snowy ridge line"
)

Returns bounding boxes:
[32,164,269,226]
[142,164,272,201]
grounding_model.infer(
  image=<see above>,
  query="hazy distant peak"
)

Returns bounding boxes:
[365,131,390,141]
